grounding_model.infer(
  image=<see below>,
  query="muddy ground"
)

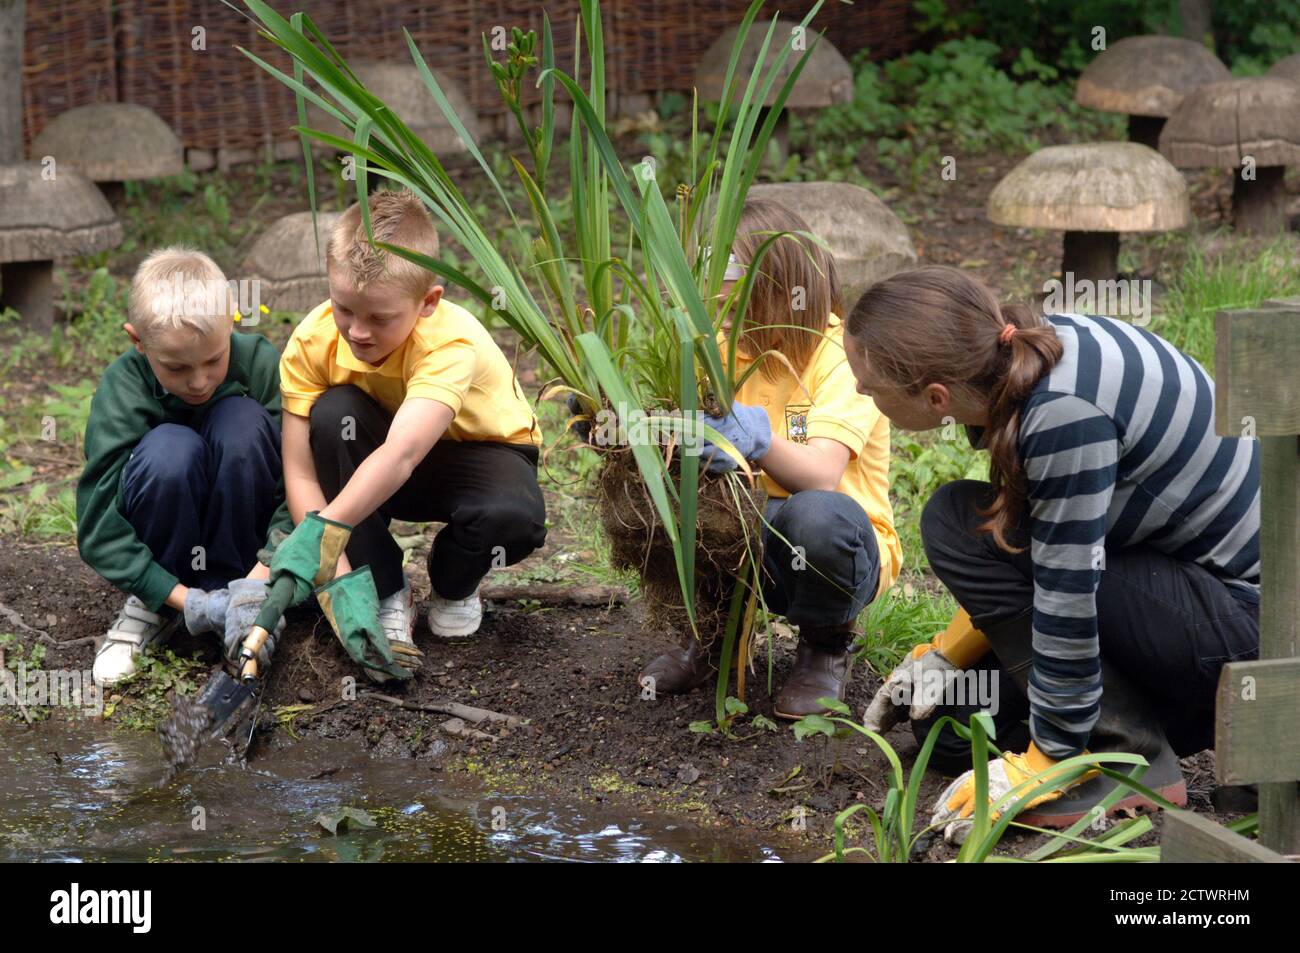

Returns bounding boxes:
[0,537,1244,861]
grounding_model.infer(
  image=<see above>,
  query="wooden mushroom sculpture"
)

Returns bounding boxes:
[988,142,1188,285]
[30,103,184,204]
[694,19,852,159]
[307,61,479,160]
[1075,36,1230,150]
[0,162,123,330]
[1159,77,1300,234]
[748,181,916,311]
[242,211,343,314]
[1267,53,1300,85]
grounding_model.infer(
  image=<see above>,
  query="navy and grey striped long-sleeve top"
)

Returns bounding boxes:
[1016,313,1260,758]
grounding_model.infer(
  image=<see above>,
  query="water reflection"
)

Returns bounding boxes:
[1,723,796,863]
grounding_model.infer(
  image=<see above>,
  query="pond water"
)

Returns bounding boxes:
[0,723,805,863]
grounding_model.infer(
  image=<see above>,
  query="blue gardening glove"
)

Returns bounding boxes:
[221,578,285,668]
[700,403,772,473]
[182,587,231,636]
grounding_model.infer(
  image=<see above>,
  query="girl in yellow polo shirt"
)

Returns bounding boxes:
[640,198,901,719]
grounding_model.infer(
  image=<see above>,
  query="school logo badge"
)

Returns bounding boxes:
[785,405,810,444]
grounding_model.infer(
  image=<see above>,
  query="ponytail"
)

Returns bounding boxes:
[979,301,1064,551]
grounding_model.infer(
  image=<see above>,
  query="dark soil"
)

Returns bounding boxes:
[0,538,1247,861]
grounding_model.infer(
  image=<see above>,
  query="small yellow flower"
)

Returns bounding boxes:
[234,304,271,323]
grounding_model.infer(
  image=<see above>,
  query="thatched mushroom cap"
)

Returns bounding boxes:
[0,163,123,262]
[987,142,1189,233]
[1159,77,1300,168]
[1267,53,1300,85]
[694,20,852,108]
[242,211,343,313]
[747,181,916,308]
[307,61,478,155]
[30,104,183,182]
[1075,35,1230,117]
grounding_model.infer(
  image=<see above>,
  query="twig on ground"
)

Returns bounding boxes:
[358,690,525,727]
[481,582,628,606]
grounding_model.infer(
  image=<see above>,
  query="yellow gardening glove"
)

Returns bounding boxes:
[925,607,991,669]
[930,742,1100,844]
[863,609,991,732]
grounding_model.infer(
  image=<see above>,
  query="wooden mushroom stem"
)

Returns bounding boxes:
[0,260,55,332]
[1232,166,1289,235]
[1062,230,1120,285]
[1126,114,1165,150]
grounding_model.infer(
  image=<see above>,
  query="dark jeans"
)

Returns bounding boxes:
[761,490,881,632]
[913,480,1260,768]
[122,395,281,590]
[309,385,547,600]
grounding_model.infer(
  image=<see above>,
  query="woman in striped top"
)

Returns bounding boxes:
[846,266,1260,842]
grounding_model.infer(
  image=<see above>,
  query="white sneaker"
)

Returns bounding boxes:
[367,579,420,683]
[427,588,483,639]
[93,596,174,687]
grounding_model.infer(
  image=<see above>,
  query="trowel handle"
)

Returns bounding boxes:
[254,575,298,632]
[238,626,273,684]
[237,576,297,684]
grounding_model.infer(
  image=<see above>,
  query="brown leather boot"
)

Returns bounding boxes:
[774,626,855,720]
[638,631,720,696]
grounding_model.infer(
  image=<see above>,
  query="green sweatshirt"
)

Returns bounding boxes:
[75,332,293,611]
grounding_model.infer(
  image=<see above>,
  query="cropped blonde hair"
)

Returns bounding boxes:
[327,189,440,299]
[129,247,233,343]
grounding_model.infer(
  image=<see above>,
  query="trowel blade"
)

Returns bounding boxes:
[157,668,258,783]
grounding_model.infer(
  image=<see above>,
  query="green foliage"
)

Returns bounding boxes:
[1213,0,1300,72]
[855,583,957,676]
[914,0,1178,74]
[798,38,1121,185]
[119,168,272,271]
[796,708,1166,862]
[0,482,77,539]
[108,648,209,731]
[1154,235,1300,371]
[688,695,778,738]
[888,430,988,574]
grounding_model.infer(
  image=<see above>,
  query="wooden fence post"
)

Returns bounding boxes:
[1164,302,1299,862]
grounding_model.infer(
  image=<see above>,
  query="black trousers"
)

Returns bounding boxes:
[309,385,547,600]
[914,480,1260,767]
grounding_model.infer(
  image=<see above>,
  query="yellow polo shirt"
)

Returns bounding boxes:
[731,314,901,593]
[280,298,541,446]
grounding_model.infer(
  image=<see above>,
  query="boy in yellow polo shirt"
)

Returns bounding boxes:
[276,190,545,676]
[641,198,901,718]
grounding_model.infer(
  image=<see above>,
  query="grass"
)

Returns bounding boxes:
[1152,233,1300,372]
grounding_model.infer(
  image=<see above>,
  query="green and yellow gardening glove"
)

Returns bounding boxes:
[267,512,354,606]
[316,567,418,681]
[930,741,1101,845]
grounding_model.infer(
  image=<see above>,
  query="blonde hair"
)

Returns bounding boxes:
[327,189,440,299]
[129,247,233,343]
[729,198,842,380]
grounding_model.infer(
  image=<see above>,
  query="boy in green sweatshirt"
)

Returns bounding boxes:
[76,248,293,686]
